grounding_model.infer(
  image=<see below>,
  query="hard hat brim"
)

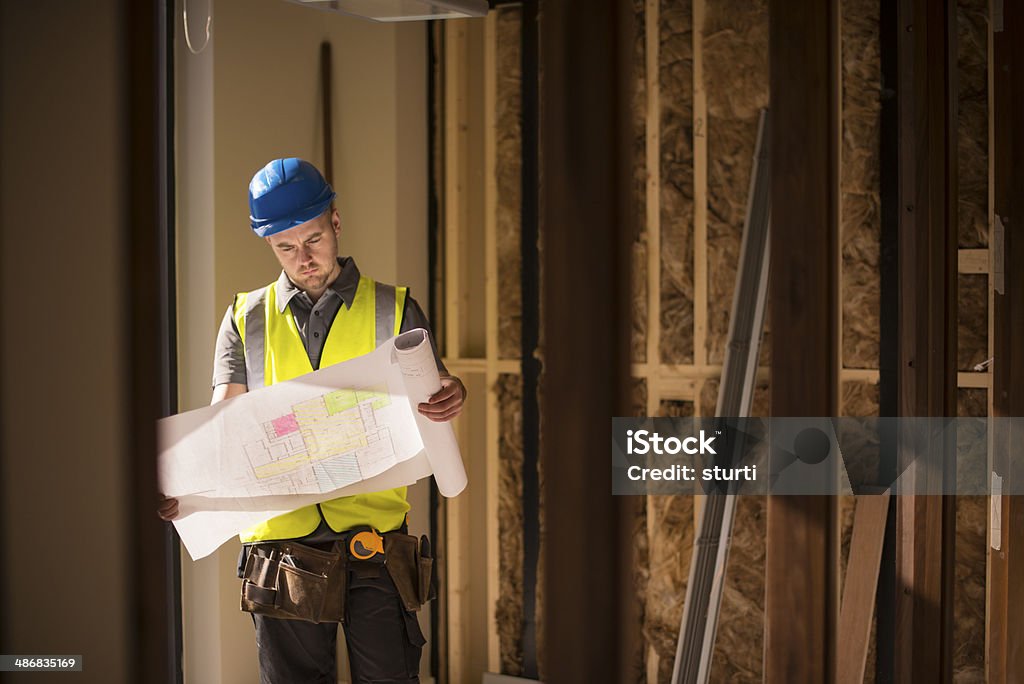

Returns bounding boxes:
[250,190,336,238]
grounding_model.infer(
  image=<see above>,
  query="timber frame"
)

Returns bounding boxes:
[430,0,1011,679]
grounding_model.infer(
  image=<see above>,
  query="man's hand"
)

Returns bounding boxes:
[158,495,179,521]
[418,375,467,422]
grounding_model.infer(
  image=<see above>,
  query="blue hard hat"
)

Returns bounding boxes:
[248,158,336,237]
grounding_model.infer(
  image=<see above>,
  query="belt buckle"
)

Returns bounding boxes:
[348,527,385,562]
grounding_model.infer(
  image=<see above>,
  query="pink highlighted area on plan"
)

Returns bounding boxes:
[271,413,299,437]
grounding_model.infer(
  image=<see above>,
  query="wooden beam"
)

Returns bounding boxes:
[629,362,769,381]
[442,21,471,683]
[539,0,636,680]
[766,0,839,680]
[841,368,881,384]
[890,0,958,680]
[643,3,663,658]
[482,9,501,673]
[693,0,707,379]
[444,21,467,362]
[645,0,661,417]
[441,357,520,375]
[986,0,1024,678]
[658,377,698,401]
[691,0,709,530]
[836,492,891,684]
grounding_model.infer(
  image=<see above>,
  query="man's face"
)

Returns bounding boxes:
[266,209,342,295]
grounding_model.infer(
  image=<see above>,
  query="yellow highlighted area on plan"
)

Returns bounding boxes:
[253,451,311,478]
[324,389,359,415]
[324,385,391,415]
[250,384,393,480]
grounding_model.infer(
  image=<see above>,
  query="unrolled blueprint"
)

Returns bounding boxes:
[158,328,467,560]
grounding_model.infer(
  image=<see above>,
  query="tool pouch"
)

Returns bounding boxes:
[383,532,434,611]
[240,541,347,623]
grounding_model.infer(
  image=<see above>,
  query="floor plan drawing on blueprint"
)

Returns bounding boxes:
[239,385,396,495]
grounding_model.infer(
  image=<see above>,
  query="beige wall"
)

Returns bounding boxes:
[0,1,131,681]
[209,0,429,309]
[175,1,430,682]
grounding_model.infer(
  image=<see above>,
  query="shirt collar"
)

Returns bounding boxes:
[275,256,361,312]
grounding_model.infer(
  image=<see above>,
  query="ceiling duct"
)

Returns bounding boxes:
[283,0,488,22]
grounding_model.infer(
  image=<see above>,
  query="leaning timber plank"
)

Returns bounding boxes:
[836,491,891,684]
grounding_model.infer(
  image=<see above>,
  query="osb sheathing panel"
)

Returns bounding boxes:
[643,398,695,683]
[496,7,523,359]
[645,495,695,683]
[954,393,986,682]
[698,378,766,682]
[957,395,988,492]
[626,0,651,659]
[950,63,989,679]
[634,239,650,364]
[842,380,880,417]
[704,0,768,367]
[955,494,986,682]
[956,388,987,680]
[631,376,649,684]
[659,399,695,418]
[841,0,882,370]
[710,496,765,682]
[957,0,988,248]
[838,493,856,614]
[841,381,880,490]
[495,373,524,675]
[959,276,988,372]
[633,0,648,364]
[958,387,987,418]
[700,377,770,418]
[659,0,695,365]
[632,378,649,417]
[957,402,988,684]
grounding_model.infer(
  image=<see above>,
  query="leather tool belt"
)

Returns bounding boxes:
[239,529,434,623]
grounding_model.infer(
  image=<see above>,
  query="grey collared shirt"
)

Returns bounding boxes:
[212,256,445,387]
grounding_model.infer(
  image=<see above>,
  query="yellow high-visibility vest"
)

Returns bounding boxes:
[232,275,409,542]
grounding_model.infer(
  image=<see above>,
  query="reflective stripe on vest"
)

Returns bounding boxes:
[232,276,409,542]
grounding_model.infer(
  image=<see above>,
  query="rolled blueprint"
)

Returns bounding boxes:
[394,328,468,497]
[158,328,466,560]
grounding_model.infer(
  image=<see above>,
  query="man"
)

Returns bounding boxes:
[159,158,464,683]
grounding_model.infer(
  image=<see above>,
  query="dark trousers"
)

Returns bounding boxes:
[252,561,426,684]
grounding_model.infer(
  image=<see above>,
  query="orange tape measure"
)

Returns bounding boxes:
[349,529,384,560]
